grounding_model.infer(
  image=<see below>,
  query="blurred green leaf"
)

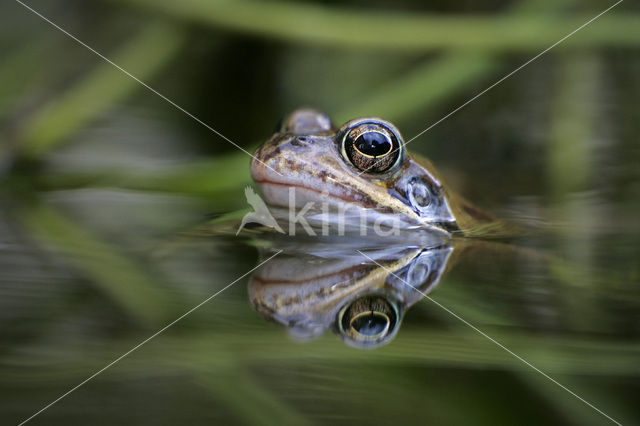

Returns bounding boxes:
[547,53,600,198]
[20,203,176,324]
[523,374,632,425]
[335,52,498,124]
[194,368,312,426]
[4,327,639,380]
[0,40,48,117]
[18,20,185,159]
[120,0,640,51]
[40,156,251,198]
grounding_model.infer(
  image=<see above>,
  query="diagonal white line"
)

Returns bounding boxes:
[356,0,623,177]
[356,250,622,426]
[404,0,623,146]
[18,250,283,425]
[14,0,282,176]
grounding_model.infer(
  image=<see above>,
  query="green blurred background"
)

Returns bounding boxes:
[1,0,639,424]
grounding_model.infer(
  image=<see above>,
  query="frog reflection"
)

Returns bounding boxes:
[248,240,454,348]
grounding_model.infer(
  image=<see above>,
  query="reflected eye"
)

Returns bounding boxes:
[340,119,403,173]
[350,311,390,336]
[338,295,399,346]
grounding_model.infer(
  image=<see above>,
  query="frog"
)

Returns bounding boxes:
[248,236,455,348]
[251,108,509,238]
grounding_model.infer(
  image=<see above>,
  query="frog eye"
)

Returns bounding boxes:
[337,295,400,347]
[340,119,404,173]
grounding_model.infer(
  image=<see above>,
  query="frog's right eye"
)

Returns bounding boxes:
[339,118,404,173]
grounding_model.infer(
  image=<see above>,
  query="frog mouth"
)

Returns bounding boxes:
[250,153,452,236]
[253,176,381,209]
[252,176,450,237]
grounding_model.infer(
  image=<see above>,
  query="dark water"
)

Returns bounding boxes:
[2,1,640,425]
[3,197,640,426]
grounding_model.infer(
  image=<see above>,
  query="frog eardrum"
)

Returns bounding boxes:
[339,118,404,173]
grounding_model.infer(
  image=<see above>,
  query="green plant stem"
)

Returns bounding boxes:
[18,21,185,159]
[19,203,175,324]
[119,0,639,51]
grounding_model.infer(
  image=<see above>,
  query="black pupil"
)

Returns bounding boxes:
[352,313,388,335]
[355,132,392,157]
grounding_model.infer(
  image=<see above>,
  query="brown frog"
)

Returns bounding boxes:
[251,108,507,238]
[249,237,455,348]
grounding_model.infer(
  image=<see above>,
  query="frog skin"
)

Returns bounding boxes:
[248,237,455,348]
[251,108,507,238]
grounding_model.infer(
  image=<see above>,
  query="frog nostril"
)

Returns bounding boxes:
[290,136,310,147]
